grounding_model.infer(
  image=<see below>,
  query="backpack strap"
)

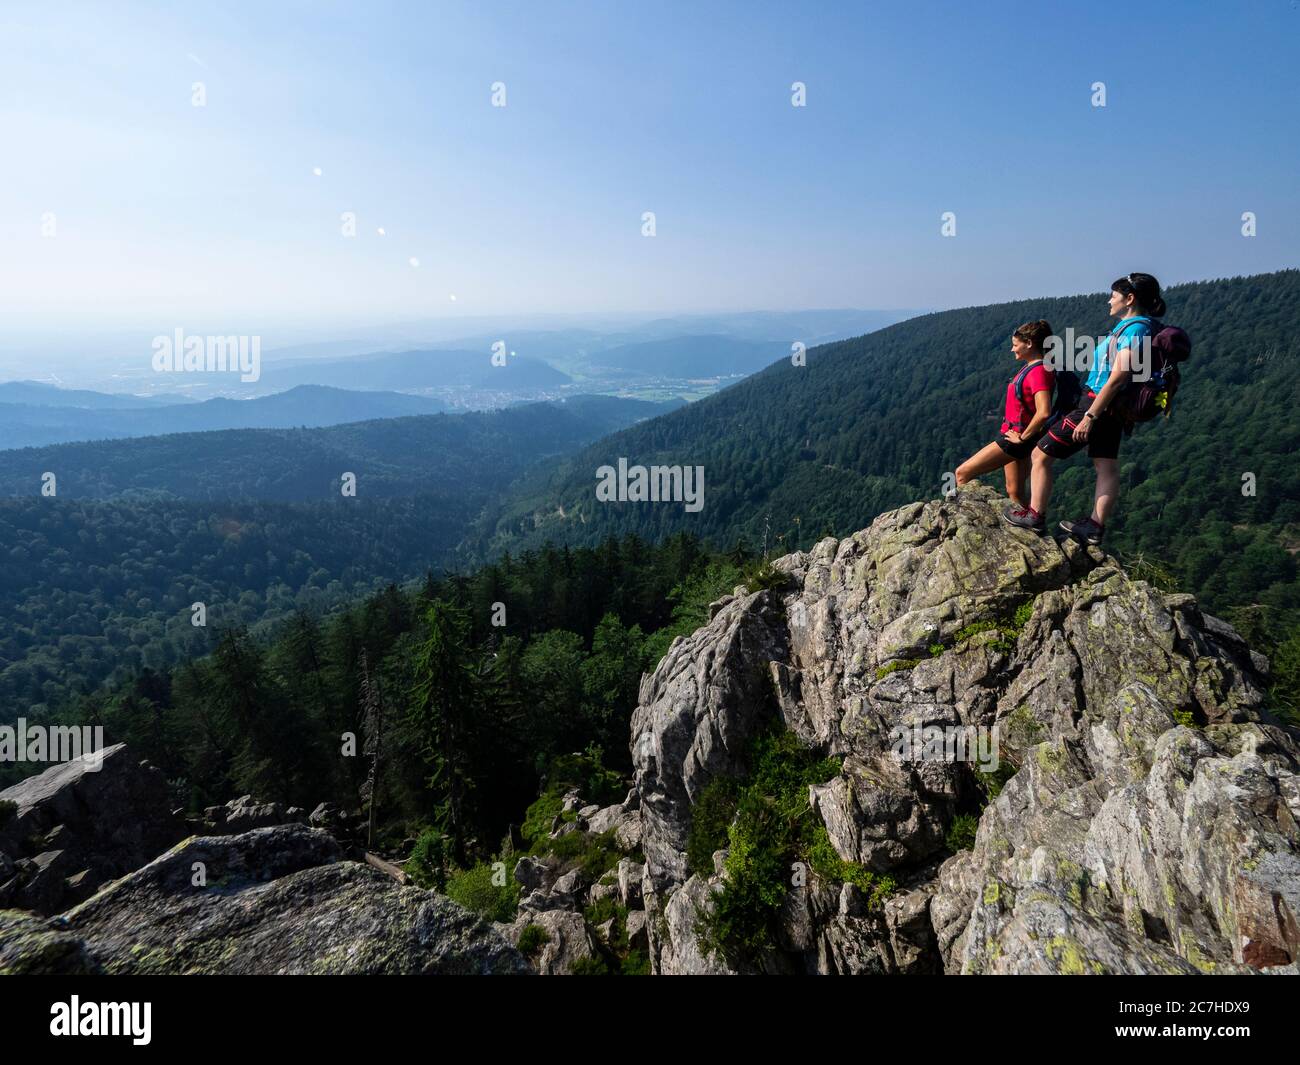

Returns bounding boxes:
[1013,360,1044,404]
[1110,316,1152,347]
[1008,360,1044,428]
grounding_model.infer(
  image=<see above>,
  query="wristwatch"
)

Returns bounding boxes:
[1083,412,1096,421]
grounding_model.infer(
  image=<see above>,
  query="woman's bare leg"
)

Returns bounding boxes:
[1004,455,1031,508]
[1030,447,1054,515]
[1092,457,1120,525]
[956,442,1013,488]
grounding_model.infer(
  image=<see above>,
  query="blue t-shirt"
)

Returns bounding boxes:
[1087,316,1154,393]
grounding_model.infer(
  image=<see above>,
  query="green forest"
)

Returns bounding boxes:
[0,396,668,710]
[0,533,742,830]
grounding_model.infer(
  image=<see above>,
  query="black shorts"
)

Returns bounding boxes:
[1037,404,1123,461]
[996,432,1041,460]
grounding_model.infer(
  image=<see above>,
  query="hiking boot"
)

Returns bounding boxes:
[1002,504,1046,534]
[1061,516,1104,545]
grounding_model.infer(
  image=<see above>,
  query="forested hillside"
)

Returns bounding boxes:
[481,271,1300,631]
[0,397,673,710]
[0,395,674,501]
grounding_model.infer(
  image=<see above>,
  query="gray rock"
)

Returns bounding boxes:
[628,485,1290,975]
[550,867,586,905]
[507,909,596,975]
[614,810,644,852]
[588,880,618,905]
[54,824,528,974]
[513,855,550,893]
[0,910,101,975]
[204,794,308,834]
[617,858,644,907]
[626,909,648,951]
[0,743,186,914]
[657,874,735,975]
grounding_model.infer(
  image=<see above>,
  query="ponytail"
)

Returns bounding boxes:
[1113,272,1166,318]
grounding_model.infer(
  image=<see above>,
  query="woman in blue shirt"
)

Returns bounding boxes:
[1003,272,1166,543]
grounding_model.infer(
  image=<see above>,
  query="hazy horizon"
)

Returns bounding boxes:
[3,0,1296,329]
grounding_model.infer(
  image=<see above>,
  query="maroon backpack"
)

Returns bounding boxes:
[1119,321,1192,423]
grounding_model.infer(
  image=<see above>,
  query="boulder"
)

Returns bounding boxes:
[506,909,597,975]
[0,910,100,975]
[201,794,307,834]
[617,858,644,907]
[48,824,528,974]
[0,743,186,914]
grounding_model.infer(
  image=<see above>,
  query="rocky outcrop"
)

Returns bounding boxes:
[195,794,308,835]
[506,909,599,975]
[498,783,648,974]
[0,909,101,975]
[631,485,1299,974]
[44,823,527,974]
[0,743,186,915]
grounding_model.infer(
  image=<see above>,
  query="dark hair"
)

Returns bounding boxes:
[1013,319,1052,351]
[1112,272,1167,317]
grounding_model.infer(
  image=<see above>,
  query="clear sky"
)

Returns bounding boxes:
[1,0,1297,326]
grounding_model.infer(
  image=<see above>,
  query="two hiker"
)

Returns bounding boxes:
[956,272,1176,545]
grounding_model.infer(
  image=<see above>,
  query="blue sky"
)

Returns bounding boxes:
[1,0,1297,326]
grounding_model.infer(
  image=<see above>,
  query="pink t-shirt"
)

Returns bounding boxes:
[1001,362,1054,435]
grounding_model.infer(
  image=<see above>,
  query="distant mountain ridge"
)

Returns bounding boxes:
[0,380,196,409]
[254,348,570,393]
[0,385,449,449]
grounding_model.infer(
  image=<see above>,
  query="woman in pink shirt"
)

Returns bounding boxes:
[955,320,1055,510]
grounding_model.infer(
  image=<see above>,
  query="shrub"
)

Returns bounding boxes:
[0,799,15,829]
[1122,552,1181,593]
[741,559,791,595]
[517,923,549,956]
[945,813,979,852]
[547,747,625,807]
[521,747,627,852]
[953,621,997,642]
[406,828,447,891]
[976,760,1017,802]
[620,948,651,976]
[541,828,622,879]
[568,955,612,975]
[875,658,921,680]
[806,827,896,907]
[686,776,741,876]
[695,730,859,966]
[445,861,520,923]
[584,899,630,951]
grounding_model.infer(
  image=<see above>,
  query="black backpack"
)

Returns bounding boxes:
[1012,359,1081,421]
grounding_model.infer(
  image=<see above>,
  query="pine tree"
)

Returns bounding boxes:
[408,600,481,863]
[358,649,387,850]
